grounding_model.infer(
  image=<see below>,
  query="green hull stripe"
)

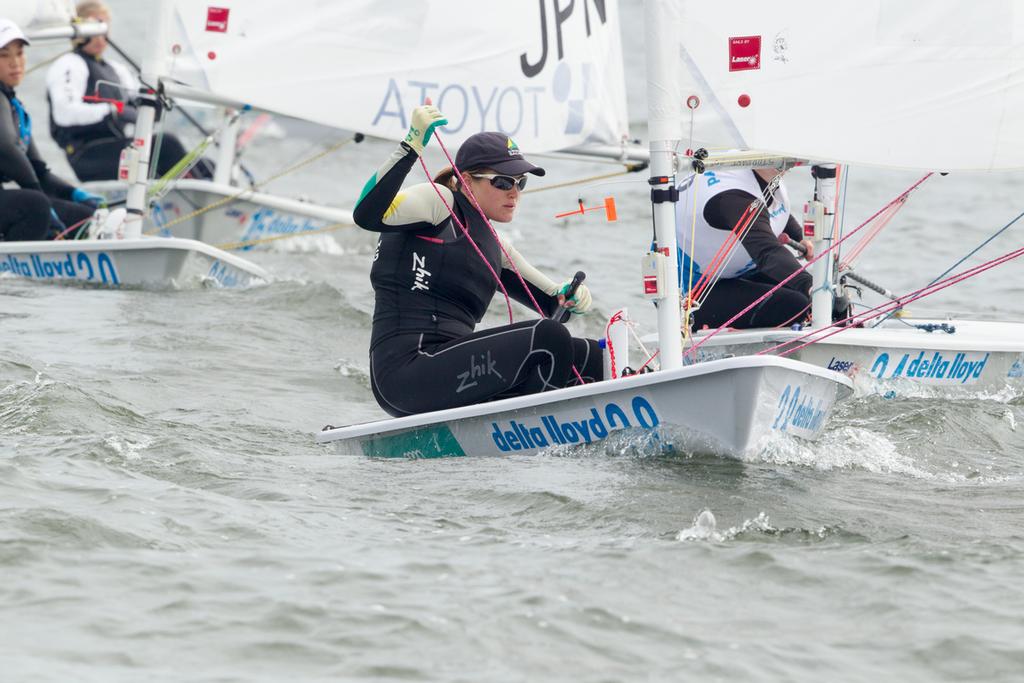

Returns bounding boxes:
[360,425,466,459]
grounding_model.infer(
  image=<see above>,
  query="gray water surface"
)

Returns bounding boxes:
[4,2,1024,681]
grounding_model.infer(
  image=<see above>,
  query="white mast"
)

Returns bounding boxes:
[122,0,174,238]
[807,164,838,328]
[643,0,683,370]
[213,108,239,185]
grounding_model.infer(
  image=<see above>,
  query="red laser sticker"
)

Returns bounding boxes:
[206,7,230,32]
[729,35,761,72]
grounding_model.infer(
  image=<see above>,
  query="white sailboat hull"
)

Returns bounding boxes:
[0,237,268,288]
[86,180,355,249]
[677,319,1024,396]
[317,356,853,458]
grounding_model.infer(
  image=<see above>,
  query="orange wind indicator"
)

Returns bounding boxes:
[554,197,617,222]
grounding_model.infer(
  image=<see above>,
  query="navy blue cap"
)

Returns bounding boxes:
[455,132,545,176]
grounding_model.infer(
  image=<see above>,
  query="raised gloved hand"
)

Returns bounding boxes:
[403,104,447,155]
[72,187,106,209]
[556,280,592,315]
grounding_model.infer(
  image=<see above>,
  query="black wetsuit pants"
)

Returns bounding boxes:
[0,189,50,241]
[68,132,214,182]
[691,272,810,330]
[0,190,92,241]
[370,318,604,417]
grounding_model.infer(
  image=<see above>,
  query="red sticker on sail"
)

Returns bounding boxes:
[206,7,230,32]
[729,36,761,72]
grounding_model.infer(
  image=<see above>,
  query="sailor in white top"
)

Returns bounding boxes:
[676,167,814,330]
[45,0,213,182]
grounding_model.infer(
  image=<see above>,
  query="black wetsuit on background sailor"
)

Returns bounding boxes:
[0,46,96,241]
[353,107,602,417]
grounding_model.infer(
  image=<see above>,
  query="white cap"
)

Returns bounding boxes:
[0,19,31,49]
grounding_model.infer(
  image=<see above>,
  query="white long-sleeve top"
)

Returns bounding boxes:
[46,51,139,127]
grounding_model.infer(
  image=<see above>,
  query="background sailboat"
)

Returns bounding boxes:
[0,0,268,287]
[652,0,1024,395]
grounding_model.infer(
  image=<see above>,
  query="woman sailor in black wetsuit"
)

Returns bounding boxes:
[0,19,103,242]
[353,104,604,417]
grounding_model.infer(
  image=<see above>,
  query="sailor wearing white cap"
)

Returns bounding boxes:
[0,18,100,241]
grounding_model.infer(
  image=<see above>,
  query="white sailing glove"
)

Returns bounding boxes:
[404,104,447,155]
[556,280,592,314]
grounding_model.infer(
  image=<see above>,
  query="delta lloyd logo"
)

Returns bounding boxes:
[772,384,827,434]
[490,396,660,452]
[506,137,522,157]
[240,208,322,246]
[0,251,120,285]
[870,350,990,384]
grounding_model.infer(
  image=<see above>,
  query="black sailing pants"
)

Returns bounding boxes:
[0,190,93,241]
[370,318,604,417]
[67,132,215,182]
[691,272,811,330]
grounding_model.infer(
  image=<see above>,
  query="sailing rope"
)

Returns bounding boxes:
[871,205,1024,327]
[521,163,647,194]
[604,310,625,378]
[683,172,934,360]
[761,238,1024,359]
[27,50,71,76]
[145,135,360,234]
[838,195,909,268]
[426,132,586,385]
[53,215,93,240]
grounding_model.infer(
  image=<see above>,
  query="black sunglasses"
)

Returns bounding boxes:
[471,173,528,191]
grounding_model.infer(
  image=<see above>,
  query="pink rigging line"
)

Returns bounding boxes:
[684,172,935,360]
[761,243,1024,358]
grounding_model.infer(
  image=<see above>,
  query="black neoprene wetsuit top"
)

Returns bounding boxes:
[0,83,75,200]
[353,142,561,355]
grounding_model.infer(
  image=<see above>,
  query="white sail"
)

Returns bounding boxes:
[157,0,630,153]
[0,0,74,32]
[658,0,1024,171]
[1,0,108,43]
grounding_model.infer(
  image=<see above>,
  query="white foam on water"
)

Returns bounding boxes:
[675,508,720,541]
[753,426,955,480]
[102,433,155,462]
[676,510,798,543]
[863,377,1024,403]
